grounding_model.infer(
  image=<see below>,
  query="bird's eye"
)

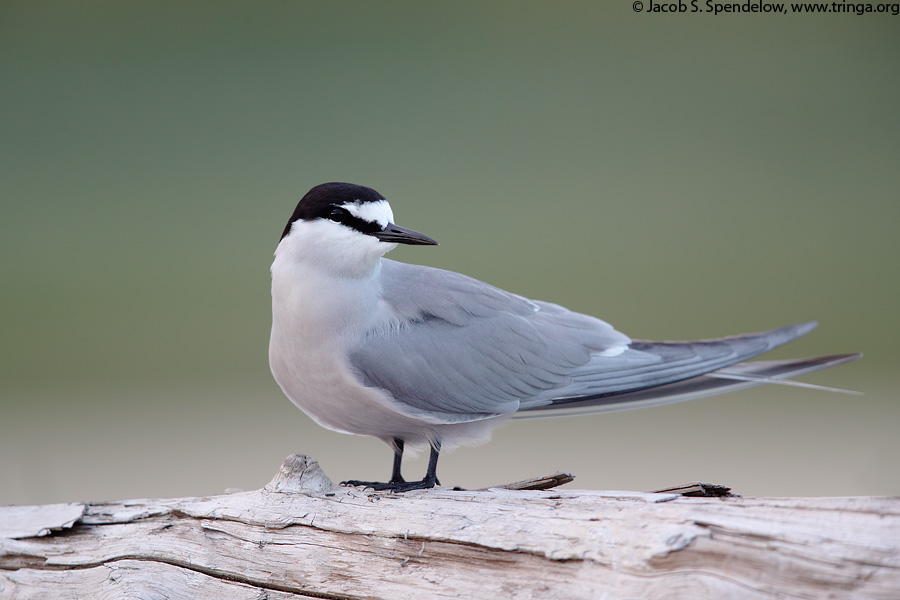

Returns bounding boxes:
[328,207,348,221]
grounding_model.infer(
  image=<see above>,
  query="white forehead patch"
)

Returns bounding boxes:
[343,199,394,228]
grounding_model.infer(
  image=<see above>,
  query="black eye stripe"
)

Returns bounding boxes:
[323,210,383,235]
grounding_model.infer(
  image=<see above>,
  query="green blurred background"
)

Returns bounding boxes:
[2,2,897,505]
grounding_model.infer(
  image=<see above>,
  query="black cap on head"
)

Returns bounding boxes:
[280,182,386,241]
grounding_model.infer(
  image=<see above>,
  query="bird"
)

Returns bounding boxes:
[269,182,860,492]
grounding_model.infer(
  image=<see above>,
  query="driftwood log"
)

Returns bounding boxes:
[1,454,898,599]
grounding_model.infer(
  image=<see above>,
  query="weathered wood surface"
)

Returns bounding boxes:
[1,454,898,599]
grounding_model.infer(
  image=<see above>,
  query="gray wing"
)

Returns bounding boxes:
[348,260,629,423]
[348,260,817,424]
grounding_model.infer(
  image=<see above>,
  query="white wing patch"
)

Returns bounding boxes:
[344,199,394,228]
[596,345,628,357]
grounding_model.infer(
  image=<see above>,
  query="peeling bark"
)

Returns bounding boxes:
[1,454,898,599]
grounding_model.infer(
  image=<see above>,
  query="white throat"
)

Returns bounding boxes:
[274,208,397,280]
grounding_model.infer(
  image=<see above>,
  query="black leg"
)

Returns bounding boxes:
[341,439,442,492]
[389,438,405,484]
[422,440,441,487]
[341,437,405,489]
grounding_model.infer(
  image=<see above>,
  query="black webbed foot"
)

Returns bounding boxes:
[340,477,405,491]
[341,438,442,493]
[341,476,438,492]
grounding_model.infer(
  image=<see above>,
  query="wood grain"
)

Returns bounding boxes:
[1,454,897,599]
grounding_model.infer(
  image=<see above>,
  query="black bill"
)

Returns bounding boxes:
[373,223,439,246]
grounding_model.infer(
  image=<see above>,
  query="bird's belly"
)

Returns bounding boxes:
[269,346,430,441]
